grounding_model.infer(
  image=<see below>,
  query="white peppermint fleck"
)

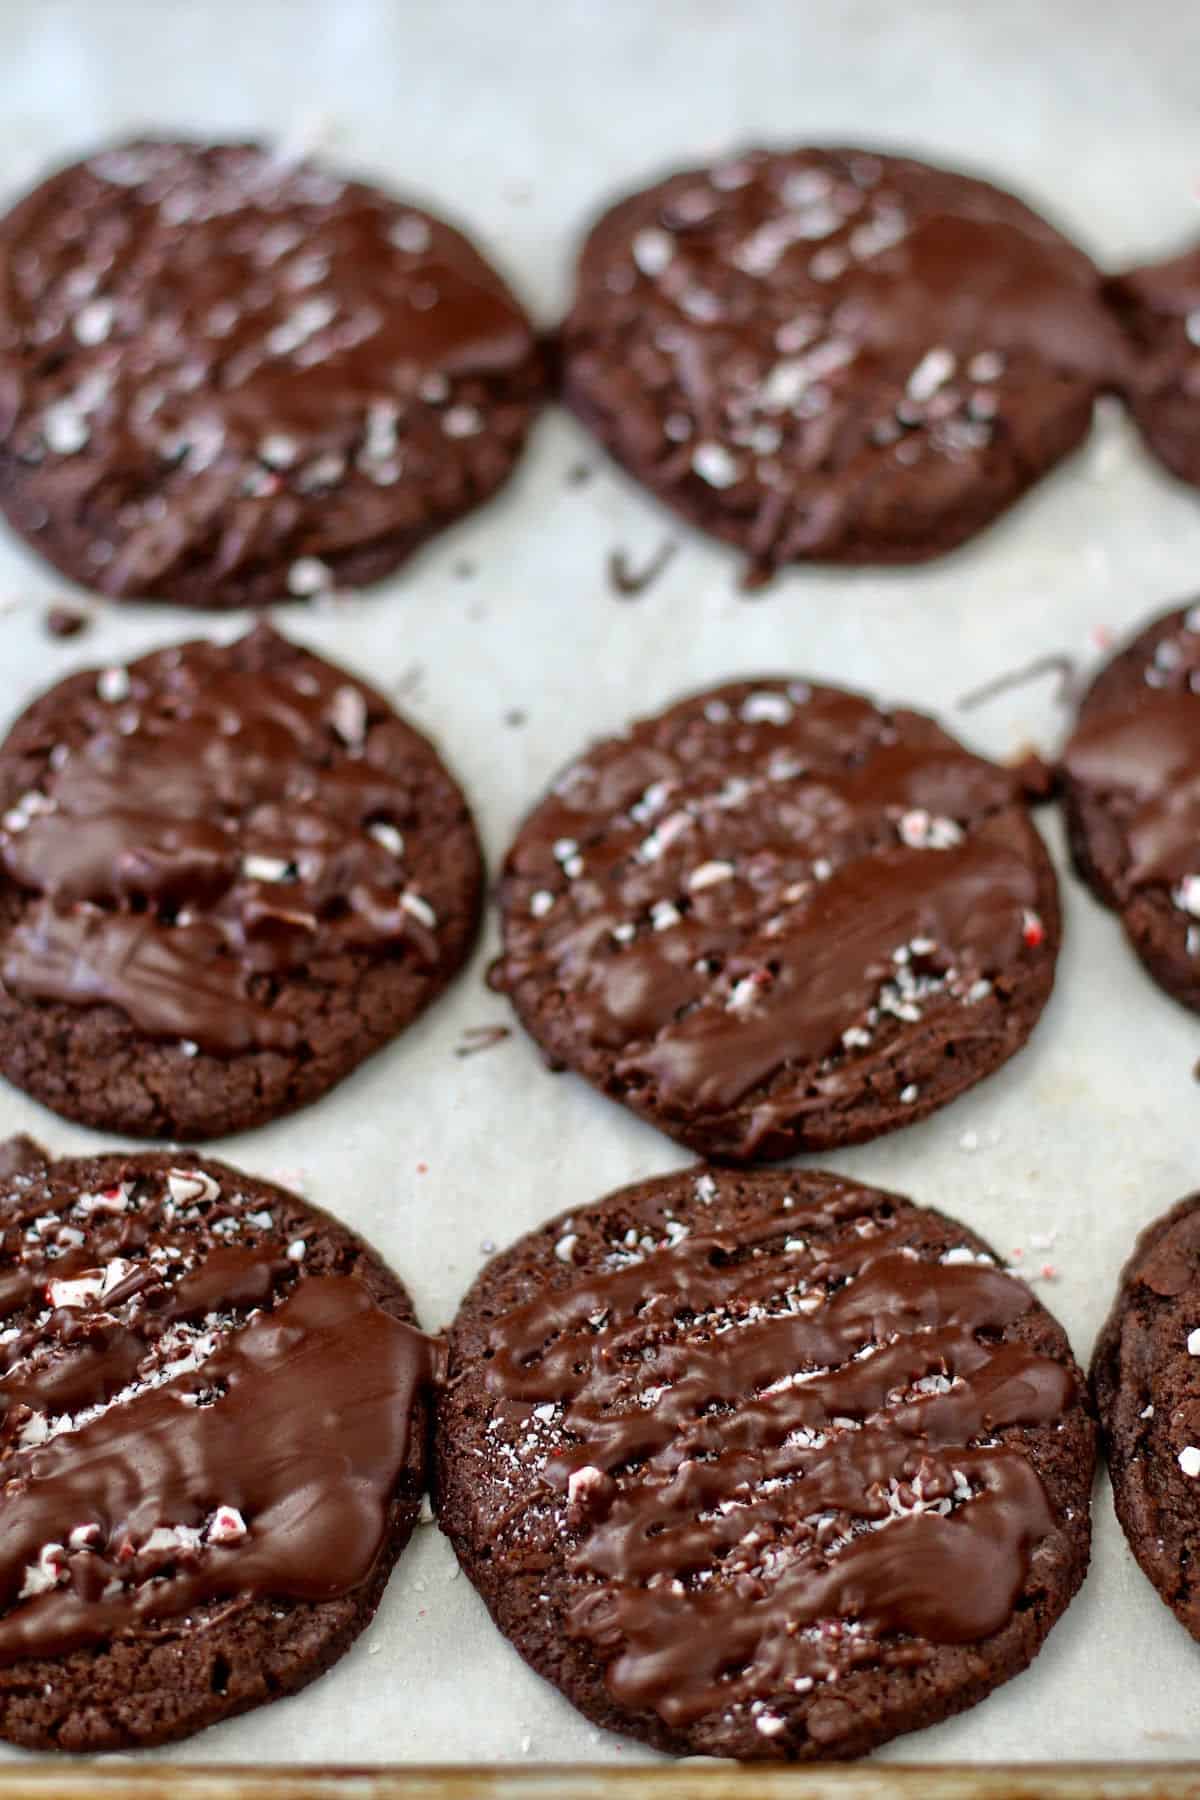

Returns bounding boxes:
[651,899,682,931]
[740,691,792,726]
[899,1084,919,1104]
[368,821,405,857]
[688,860,734,891]
[907,347,957,402]
[43,404,89,455]
[1180,1446,1200,1479]
[968,349,1007,382]
[287,556,333,596]
[330,684,368,748]
[389,214,432,254]
[258,432,299,468]
[442,405,483,438]
[97,667,131,704]
[73,297,115,345]
[631,228,674,276]
[1175,874,1200,918]
[555,1232,579,1264]
[287,1239,307,1262]
[692,442,739,488]
[241,854,291,883]
[401,892,437,930]
[530,890,555,919]
[1187,1328,1200,1357]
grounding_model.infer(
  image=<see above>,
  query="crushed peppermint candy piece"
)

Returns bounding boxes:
[1174,874,1200,918]
[632,227,674,276]
[691,441,739,487]
[97,666,131,704]
[688,860,734,891]
[1187,1328,1200,1357]
[740,691,793,726]
[287,1239,307,1262]
[368,821,405,857]
[907,346,956,402]
[46,1271,105,1309]
[241,853,292,883]
[530,889,555,918]
[401,891,437,930]
[899,1083,919,1104]
[167,1168,220,1206]
[207,1506,248,1544]
[1180,1446,1200,1479]
[68,1522,101,1550]
[287,556,333,596]
[898,809,963,850]
[554,1232,579,1264]
[1021,909,1045,948]
[329,684,368,748]
[19,1544,67,1599]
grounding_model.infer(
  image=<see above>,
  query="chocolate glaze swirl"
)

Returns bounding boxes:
[437,1168,1093,1760]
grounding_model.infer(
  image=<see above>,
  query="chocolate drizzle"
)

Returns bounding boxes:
[0,1145,434,1666]
[0,626,461,1055]
[494,678,1057,1158]
[468,1171,1084,1733]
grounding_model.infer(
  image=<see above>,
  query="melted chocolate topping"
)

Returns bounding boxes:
[1063,605,1200,896]
[495,679,1054,1155]
[0,139,538,600]
[477,1173,1075,1728]
[0,1147,433,1664]
[0,627,453,1054]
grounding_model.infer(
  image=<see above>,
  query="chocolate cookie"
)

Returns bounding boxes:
[437,1166,1094,1762]
[1104,244,1200,490]
[1061,601,1200,1014]
[561,147,1124,581]
[0,624,483,1139]
[0,1137,434,1751]
[0,138,544,608]
[492,678,1059,1161]
[1091,1193,1200,1647]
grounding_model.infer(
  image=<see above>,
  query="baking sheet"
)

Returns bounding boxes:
[2,0,1200,1770]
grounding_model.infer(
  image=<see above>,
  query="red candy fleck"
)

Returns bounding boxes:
[1021,909,1045,948]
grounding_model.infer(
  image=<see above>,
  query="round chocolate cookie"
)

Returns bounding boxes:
[561,147,1124,581]
[0,1136,434,1751]
[1104,243,1200,490]
[1061,601,1200,1014]
[0,624,483,1139]
[492,677,1059,1161]
[1092,1193,1200,1646]
[437,1166,1094,1762]
[0,137,544,608]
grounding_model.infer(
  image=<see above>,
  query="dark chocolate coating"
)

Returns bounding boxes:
[1092,1194,1200,1649]
[1061,601,1200,1014]
[1104,243,1200,491]
[0,624,483,1138]
[437,1166,1094,1762]
[0,1139,432,1752]
[491,677,1059,1161]
[0,138,545,608]
[561,147,1125,580]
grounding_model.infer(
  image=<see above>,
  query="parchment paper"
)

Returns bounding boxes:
[2,0,1200,1766]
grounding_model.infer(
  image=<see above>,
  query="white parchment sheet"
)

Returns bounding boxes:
[2,0,1200,1766]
